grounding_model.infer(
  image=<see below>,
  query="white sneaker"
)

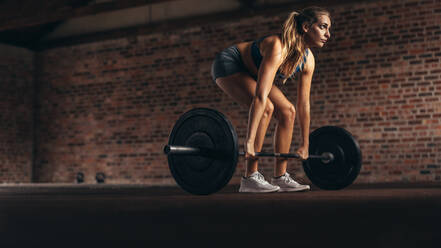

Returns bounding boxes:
[271,172,310,192]
[239,171,280,193]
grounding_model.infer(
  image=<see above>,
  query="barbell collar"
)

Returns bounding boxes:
[164,145,228,160]
[164,145,199,155]
[321,152,334,164]
[164,145,217,157]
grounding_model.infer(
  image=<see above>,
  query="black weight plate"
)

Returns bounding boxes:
[167,108,239,195]
[303,126,362,190]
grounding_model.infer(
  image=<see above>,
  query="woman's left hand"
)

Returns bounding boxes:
[296,145,309,160]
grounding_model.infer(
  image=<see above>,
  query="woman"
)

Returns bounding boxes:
[211,7,331,193]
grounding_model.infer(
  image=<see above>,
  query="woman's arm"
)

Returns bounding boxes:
[296,50,315,157]
[245,38,282,156]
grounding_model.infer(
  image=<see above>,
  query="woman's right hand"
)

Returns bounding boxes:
[244,140,257,160]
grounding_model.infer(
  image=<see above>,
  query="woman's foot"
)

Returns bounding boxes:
[271,172,310,192]
[239,171,280,193]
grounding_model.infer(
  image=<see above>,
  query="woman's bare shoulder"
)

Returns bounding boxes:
[261,35,283,57]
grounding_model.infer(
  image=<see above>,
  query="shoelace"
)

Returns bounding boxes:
[254,172,270,185]
[283,173,299,185]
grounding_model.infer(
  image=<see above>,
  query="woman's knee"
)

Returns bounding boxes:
[263,100,274,119]
[275,104,296,124]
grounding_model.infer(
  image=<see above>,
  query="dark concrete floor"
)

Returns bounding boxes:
[0,183,440,247]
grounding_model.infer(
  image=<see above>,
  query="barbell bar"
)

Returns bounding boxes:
[165,108,362,195]
[164,145,335,163]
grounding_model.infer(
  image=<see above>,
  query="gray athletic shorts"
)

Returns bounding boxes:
[211,45,248,82]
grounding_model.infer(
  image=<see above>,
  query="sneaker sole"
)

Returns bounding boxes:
[239,188,280,193]
[277,186,310,192]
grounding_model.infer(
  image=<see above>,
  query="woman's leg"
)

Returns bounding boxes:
[216,72,274,177]
[267,86,296,177]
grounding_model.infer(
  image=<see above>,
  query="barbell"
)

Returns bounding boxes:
[164,108,362,195]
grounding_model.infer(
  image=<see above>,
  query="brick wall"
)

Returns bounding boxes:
[314,0,441,183]
[0,44,34,183]
[31,0,441,185]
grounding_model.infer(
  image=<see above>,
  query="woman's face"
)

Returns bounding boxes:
[303,14,331,48]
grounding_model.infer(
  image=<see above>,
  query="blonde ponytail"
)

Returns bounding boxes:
[280,11,306,84]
